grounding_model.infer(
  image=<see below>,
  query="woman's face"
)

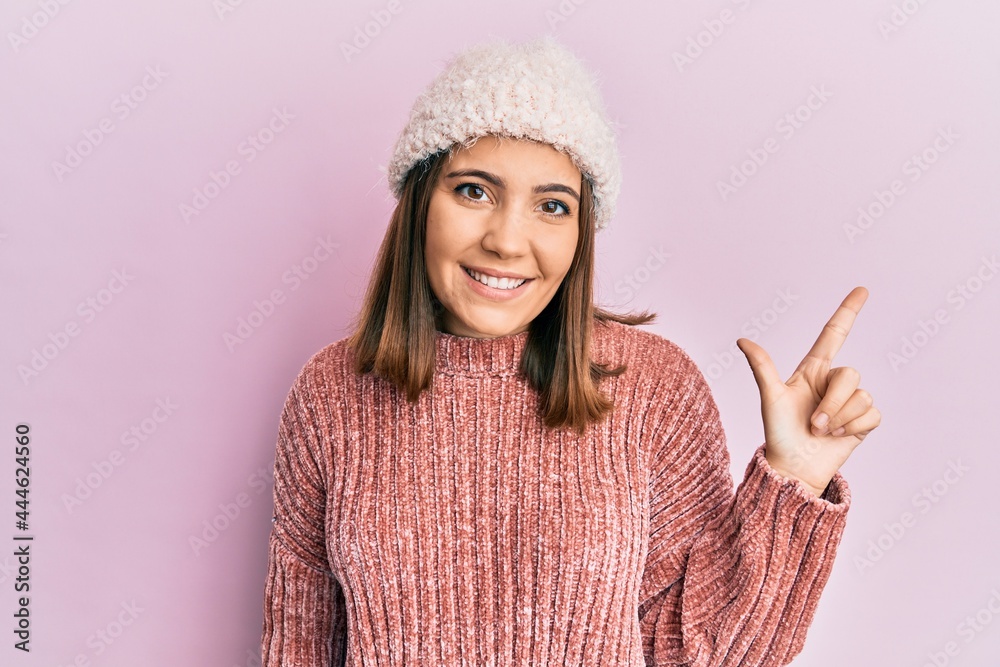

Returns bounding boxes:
[424,135,582,339]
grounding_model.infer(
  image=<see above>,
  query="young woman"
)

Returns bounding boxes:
[260,35,880,666]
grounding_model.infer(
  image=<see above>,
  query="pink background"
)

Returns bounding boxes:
[3,1,999,665]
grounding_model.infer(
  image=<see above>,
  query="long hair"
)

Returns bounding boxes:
[346,145,656,436]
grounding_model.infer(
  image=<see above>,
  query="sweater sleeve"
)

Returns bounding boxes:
[261,368,348,667]
[638,345,851,666]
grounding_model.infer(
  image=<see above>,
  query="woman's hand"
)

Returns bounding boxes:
[736,286,881,497]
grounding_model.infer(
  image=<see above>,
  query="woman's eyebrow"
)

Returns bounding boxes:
[444,168,580,202]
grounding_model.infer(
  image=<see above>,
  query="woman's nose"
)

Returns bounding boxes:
[480,205,530,256]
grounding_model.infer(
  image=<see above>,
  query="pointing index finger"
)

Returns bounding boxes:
[798,286,869,369]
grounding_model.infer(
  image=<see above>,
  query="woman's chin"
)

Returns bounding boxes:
[444,312,528,339]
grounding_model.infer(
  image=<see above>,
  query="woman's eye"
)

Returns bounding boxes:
[456,184,488,202]
[541,200,571,216]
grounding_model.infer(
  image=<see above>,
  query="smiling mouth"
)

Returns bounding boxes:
[462,266,531,290]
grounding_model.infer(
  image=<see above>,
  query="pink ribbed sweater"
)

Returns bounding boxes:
[260,318,850,666]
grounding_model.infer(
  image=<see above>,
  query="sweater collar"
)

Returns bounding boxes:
[434,328,530,375]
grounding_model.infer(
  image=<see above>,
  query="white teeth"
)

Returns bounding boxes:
[465,267,526,290]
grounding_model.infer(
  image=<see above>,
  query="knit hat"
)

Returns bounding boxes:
[385,35,622,232]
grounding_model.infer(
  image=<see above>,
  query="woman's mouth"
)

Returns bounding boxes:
[462,266,530,291]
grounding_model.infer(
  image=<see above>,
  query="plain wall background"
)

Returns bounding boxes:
[2,0,998,665]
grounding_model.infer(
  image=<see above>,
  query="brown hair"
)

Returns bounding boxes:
[346,144,656,436]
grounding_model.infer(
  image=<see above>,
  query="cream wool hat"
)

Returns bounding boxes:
[385,35,623,232]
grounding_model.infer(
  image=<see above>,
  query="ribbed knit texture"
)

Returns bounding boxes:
[260,318,851,666]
